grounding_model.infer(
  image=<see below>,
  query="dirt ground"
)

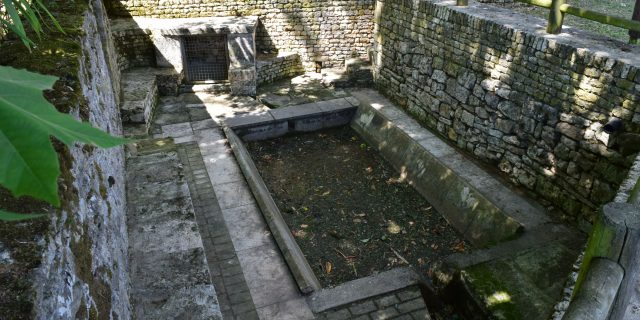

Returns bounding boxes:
[246,126,469,287]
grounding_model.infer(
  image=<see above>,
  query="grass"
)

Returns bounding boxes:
[498,0,637,43]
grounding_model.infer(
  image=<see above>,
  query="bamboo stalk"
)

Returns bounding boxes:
[629,0,640,43]
[513,0,640,35]
[560,3,640,33]
[547,0,566,34]
[514,0,552,8]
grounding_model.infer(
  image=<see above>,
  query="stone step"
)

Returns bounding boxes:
[120,68,159,131]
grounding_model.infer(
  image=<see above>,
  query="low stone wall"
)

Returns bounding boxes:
[106,0,375,69]
[372,0,640,222]
[257,53,304,85]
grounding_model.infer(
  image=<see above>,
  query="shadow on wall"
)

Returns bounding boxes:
[373,0,640,223]
[104,0,375,71]
[104,2,157,72]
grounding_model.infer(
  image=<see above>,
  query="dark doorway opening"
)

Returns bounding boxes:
[183,35,229,82]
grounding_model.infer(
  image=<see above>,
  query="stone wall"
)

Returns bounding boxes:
[111,27,155,71]
[0,0,130,318]
[31,1,130,318]
[372,0,640,221]
[257,53,304,85]
[105,0,375,69]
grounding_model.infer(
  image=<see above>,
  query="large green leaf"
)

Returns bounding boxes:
[0,65,128,206]
[0,209,45,221]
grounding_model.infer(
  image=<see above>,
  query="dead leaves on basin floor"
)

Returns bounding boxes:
[246,126,469,287]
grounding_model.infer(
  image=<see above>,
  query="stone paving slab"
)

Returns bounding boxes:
[213,180,256,210]
[126,140,222,320]
[195,124,314,319]
[236,245,303,308]
[178,142,260,320]
[222,204,273,252]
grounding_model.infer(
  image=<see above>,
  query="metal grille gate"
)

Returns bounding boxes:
[183,35,229,82]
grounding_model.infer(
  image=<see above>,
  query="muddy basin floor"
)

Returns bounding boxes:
[246,126,469,287]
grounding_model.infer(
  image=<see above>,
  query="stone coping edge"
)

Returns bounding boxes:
[351,99,532,247]
[225,97,358,130]
[223,126,322,294]
[307,267,421,313]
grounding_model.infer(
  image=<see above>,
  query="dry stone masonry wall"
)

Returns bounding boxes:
[257,53,305,85]
[106,0,375,69]
[111,27,156,71]
[372,0,640,222]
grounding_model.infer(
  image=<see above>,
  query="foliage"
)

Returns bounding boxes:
[1,0,63,50]
[0,2,128,221]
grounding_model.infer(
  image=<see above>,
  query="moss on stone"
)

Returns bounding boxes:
[70,225,112,320]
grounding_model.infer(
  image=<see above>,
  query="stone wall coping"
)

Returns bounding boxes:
[306,267,421,313]
[432,0,640,67]
[111,16,259,36]
[225,98,358,129]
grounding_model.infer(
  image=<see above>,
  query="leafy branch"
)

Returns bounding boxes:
[0,1,128,221]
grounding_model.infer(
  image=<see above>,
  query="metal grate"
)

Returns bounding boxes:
[183,35,229,82]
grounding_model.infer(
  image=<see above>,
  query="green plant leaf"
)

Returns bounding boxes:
[0,209,46,221]
[0,66,128,206]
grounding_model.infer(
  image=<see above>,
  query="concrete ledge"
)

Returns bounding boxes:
[224,98,358,141]
[307,267,420,313]
[349,91,550,247]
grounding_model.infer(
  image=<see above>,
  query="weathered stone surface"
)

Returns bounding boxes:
[257,53,305,85]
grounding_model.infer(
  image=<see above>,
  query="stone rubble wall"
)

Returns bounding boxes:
[31,0,131,318]
[105,0,375,69]
[372,0,640,222]
[257,53,305,85]
[111,27,156,71]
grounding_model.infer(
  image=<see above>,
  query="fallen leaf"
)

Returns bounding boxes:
[387,221,401,234]
[452,241,466,253]
[360,238,371,243]
[325,261,333,274]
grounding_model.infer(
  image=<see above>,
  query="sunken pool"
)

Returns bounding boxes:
[245,126,467,287]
